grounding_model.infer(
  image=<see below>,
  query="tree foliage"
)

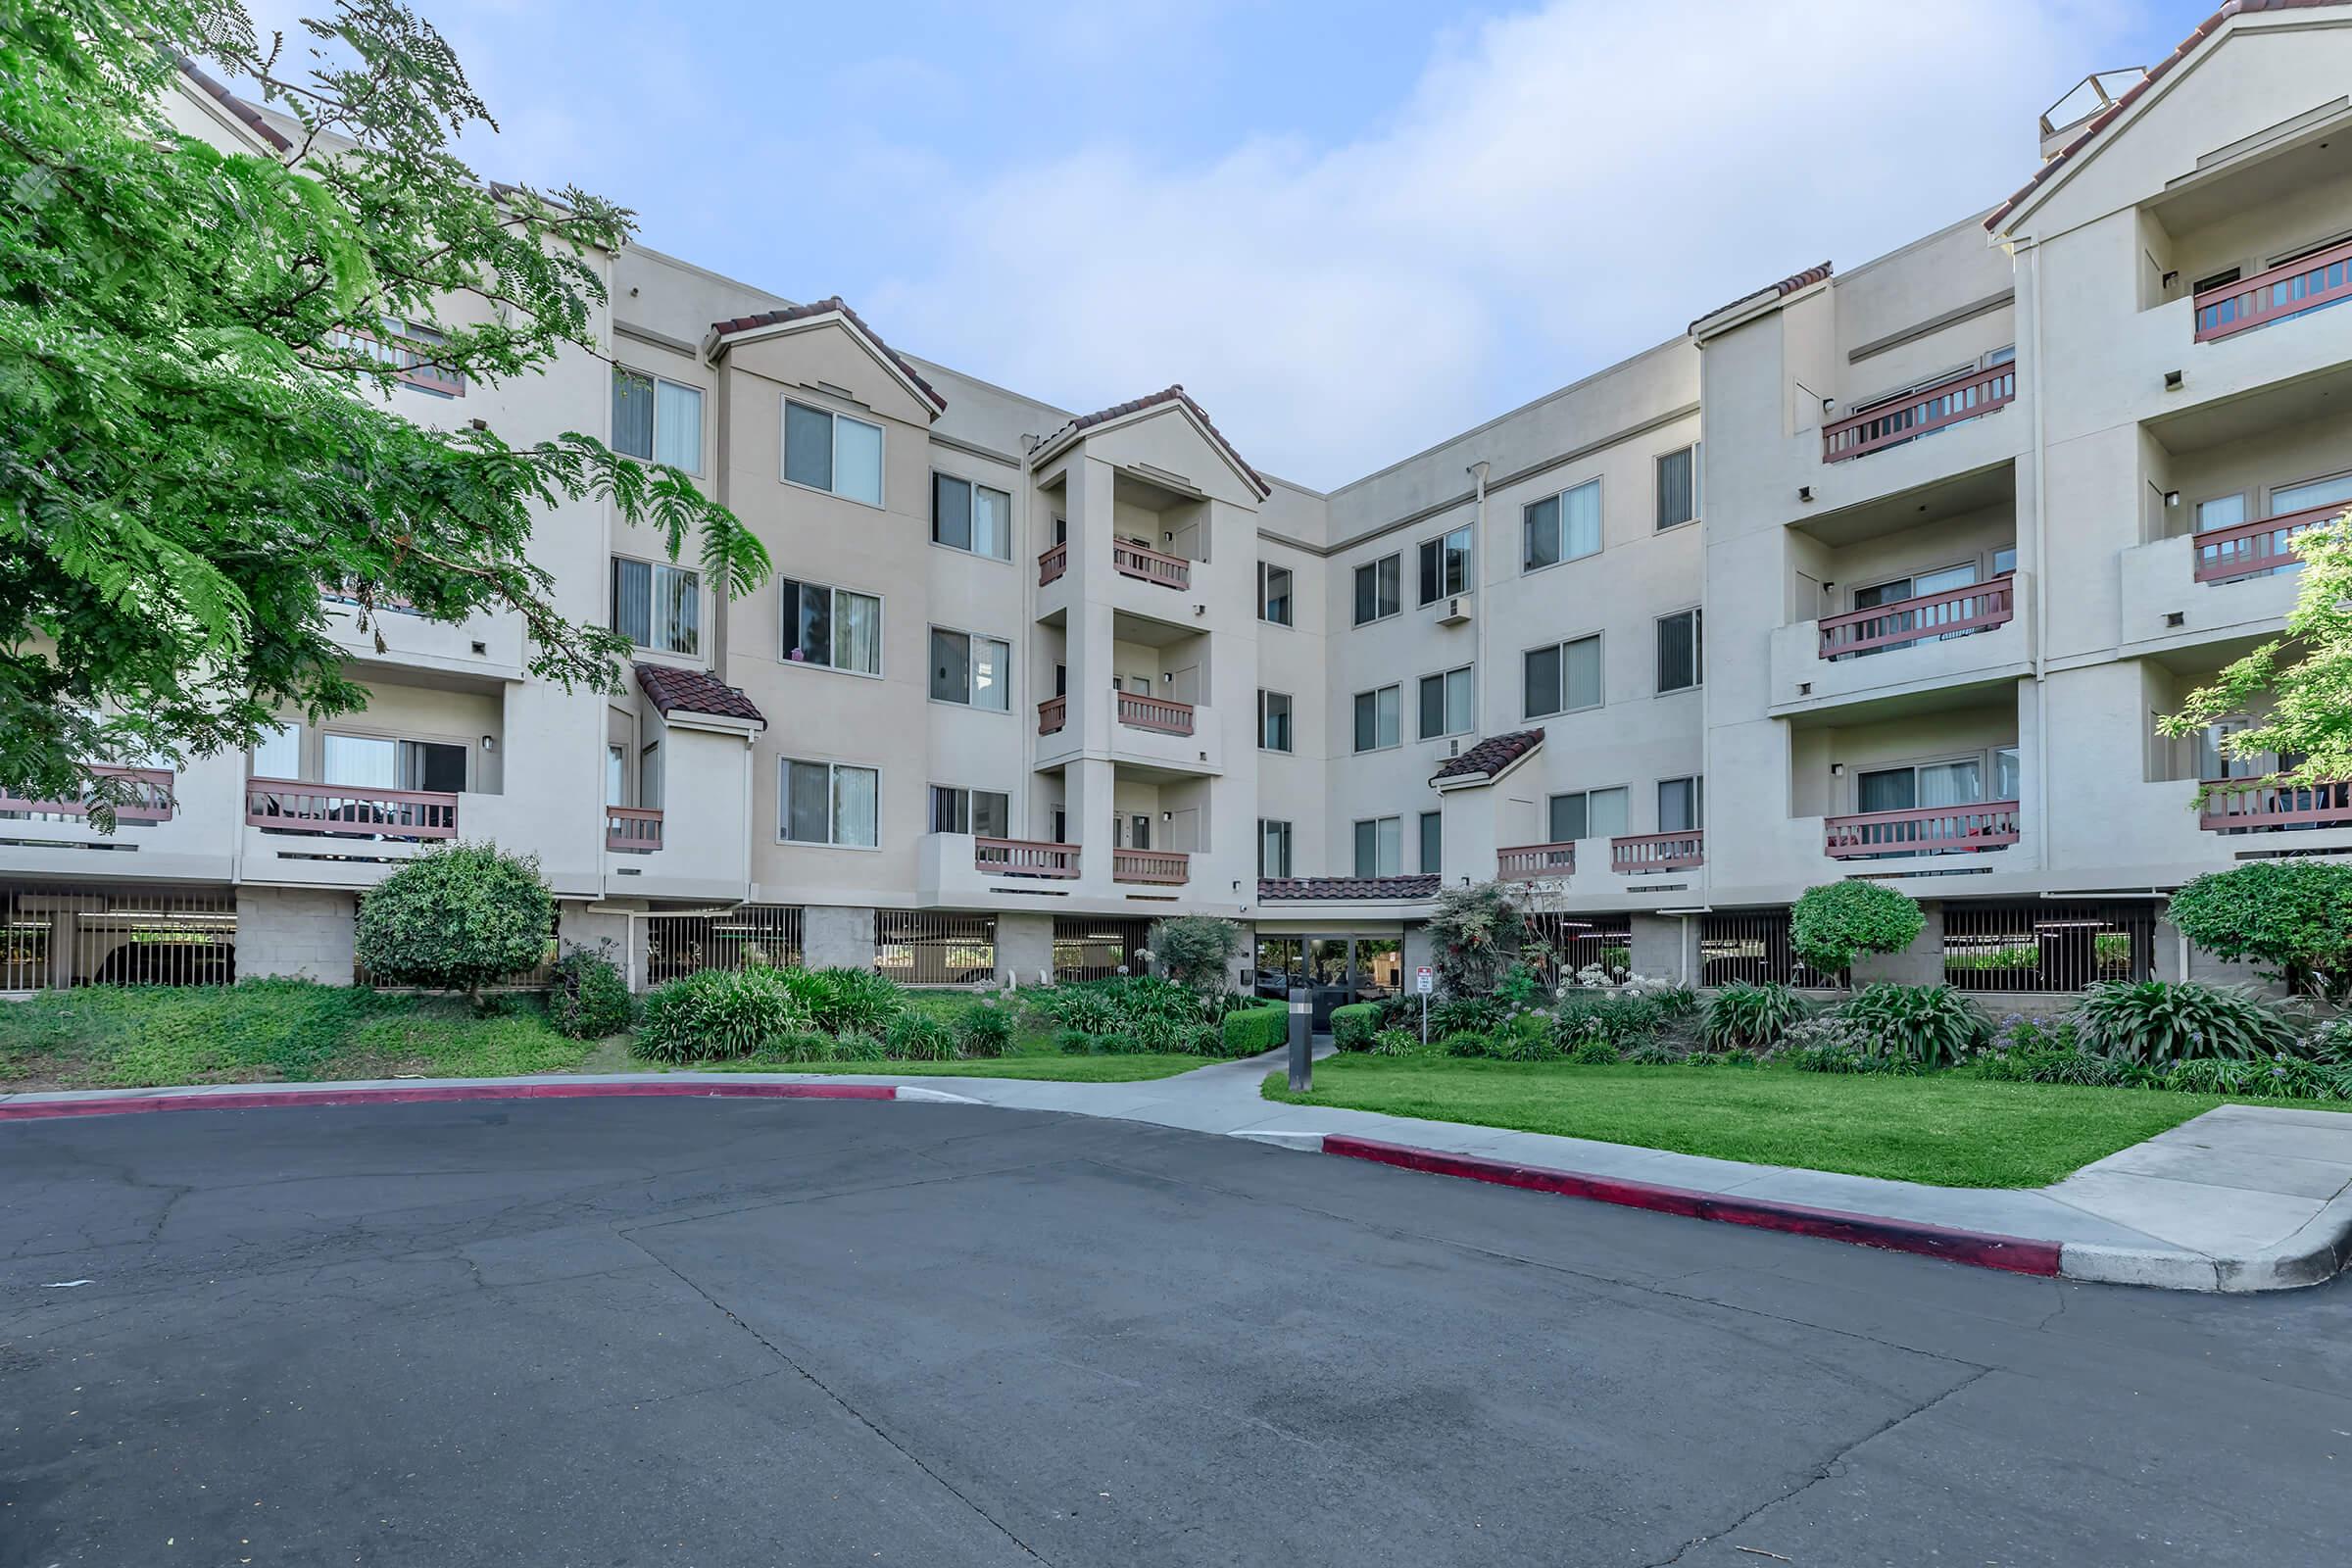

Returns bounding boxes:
[2167,860,2352,1003]
[353,841,554,1003]
[1425,880,1542,999]
[1789,881,1923,976]
[0,0,768,819]
[1144,914,1243,994]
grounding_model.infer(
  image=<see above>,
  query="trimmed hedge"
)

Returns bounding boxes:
[1221,1001,1287,1056]
[1331,1002,1383,1052]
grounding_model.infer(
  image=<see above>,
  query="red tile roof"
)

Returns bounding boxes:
[172,55,291,153]
[709,297,947,412]
[1984,1,2333,233]
[1034,386,1272,498]
[1687,262,1833,336]
[1430,727,1544,785]
[634,662,766,726]
[1258,874,1442,902]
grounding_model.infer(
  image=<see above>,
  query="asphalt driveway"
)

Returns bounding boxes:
[5,1098,2350,1566]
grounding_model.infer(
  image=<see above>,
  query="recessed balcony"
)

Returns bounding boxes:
[2201,778,2352,833]
[1038,541,1067,587]
[607,806,662,853]
[1822,361,2015,464]
[2193,237,2352,344]
[1823,801,2020,859]
[0,765,176,824]
[1112,848,1188,886]
[1116,691,1194,737]
[1111,539,1190,591]
[1497,842,1574,880]
[975,837,1079,879]
[244,777,458,840]
[1038,695,1067,736]
[2191,501,2343,583]
[1818,576,2015,659]
[1611,830,1705,874]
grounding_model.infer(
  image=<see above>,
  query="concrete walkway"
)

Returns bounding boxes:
[7,1048,2351,1291]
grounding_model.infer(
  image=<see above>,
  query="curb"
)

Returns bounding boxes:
[0,1080,910,1122]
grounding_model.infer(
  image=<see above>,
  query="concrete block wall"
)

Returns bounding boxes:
[236,887,357,982]
[998,912,1054,988]
[1849,901,1947,987]
[804,905,877,970]
[1628,914,1695,987]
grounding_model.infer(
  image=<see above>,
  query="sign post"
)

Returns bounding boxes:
[1415,964,1434,1045]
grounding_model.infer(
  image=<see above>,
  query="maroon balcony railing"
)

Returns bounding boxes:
[0,765,176,824]
[1818,576,2015,659]
[1038,540,1068,587]
[607,806,662,853]
[1822,361,2016,463]
[1611,830,1705,874]
[2193,502,2348,584]
[1824,800,2020,858]
[1112,848,1189,885]
[1496,842,1576,880]
[1111,539,1191,591]
[2194,237,2352,344]
[2199,778,2352,833]
[976,837,1079,879]
[1038,695,1067,736]
[245,777,458,839]
[1116,692,1194,735]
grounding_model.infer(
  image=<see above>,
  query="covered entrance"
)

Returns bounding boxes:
[1253,932,1402,1029]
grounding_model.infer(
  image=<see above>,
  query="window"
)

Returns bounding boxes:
[780,578,882,675]
[606,744,626,808]
[1524,634,1602,718]
[1856,757,1991,814]
[1655,444,1699,530]
[1656,609,1702,693]
[1352,554,1401,625]
[1352,685,1400,752]
[1419,810,1443,873]
[1658,776,1703,834]
[640,742,662,810]
[1353,816,1402,877]
[1547,787,1628,843]
[612,370,704,473]
[929,785,1009,838]
[1258,563,1294,626]
[929,627,1011,711]
[932,473,1012,561]
[1418,665,1474,740]
[252,721,301,780]
[782,759,878,847]
[1523,478,1600,571]
[321,734,466,793]
[1417,523,1473,605]
[612,557,700,656]
[783,400,884,505]
[1259,818,1294,878]
[332,316,462,397]
[1258,690,1294,753]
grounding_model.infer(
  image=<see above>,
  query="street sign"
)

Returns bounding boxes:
[1414,965,1433,994]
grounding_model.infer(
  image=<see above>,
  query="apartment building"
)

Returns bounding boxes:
[9,5,2351,1010]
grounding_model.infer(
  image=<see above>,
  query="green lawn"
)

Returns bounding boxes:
[1257,1055,2330,1188]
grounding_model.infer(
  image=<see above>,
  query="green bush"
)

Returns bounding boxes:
[1790,881,1924,975]
[2071,980,2300,1065]
[751,1031,838,1065]
[547,942,634,1039]
[1371,1026,1426,1056]
[1145,915,1245,993]
[1220,1002,1287,1057]
[1096,1033,1151,1055]
[800,967,906,1034]
[1054,1027,1098,1056]
[1331,1002,1384,1052]
[833,1031,886,1061]
[355,843,555,1003]
[1838,983,1989,1067]
[633,967,811,1063]
[2168,861,2352,1003]
[1490,1010,1562,1061]
[1429,996,1505,1037]
[884,1010,956,1061]
[1565,1037,1620,1065]
[1425,879,1542,998]
[1553,990,1667,1050]
[1623,1042,1681,1065]
[1440,1029,1494,1057]
[951,1000,1015,1058]
[1703,982,1807,1051]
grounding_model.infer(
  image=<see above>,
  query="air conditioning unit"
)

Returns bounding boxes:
[1437,595,1474,627]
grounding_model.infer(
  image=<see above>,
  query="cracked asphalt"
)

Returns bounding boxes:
[4,1098,2350,1566]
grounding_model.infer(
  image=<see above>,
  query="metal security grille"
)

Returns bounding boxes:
[1529,912,1633,982]
[876,910,997,986]
[1700,908,1846,988]
[1054,917,1151,983]
[353,900,559,990]
[0,884,237,990]
[643,905,805,984]
[1942,901,2154,993]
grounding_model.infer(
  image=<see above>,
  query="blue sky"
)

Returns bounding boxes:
[245,1,2222,487]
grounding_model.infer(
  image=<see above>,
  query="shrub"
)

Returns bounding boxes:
[1429,996,1505,1038]
[1035,985,1123,1036]
[1054,1027,1099,1056]
[1565,1037,1620,1065]
[953,1002,1015,1058]
[1220,1002,1287,1057]
[2071,981,2300,1065]
[1496,962,1546,1008]
[1790,882,1924,976]
[354,843,555,1004]
[2168,861,2352,1003]
[1490,1010,1562,1061]
[1838,984,1989,1067]
[633,967,810,1063]
[1441,1029,1494,1057]
[1703,982,1807,1051]
[1145,915,1245,994]
[1331,1002,1384,1052]
[1372,1026,1427,1056]
[803,967,906,1034]
[1554,990,1667,1051]
[1623,1042,1681,1065]
[548,942,633,1039]
[752,1031,838,1065]
[1096,1033,1150,1055]
[884,1010,955,1061]
[833,1031,887,1062]
[1425,879,1542,998]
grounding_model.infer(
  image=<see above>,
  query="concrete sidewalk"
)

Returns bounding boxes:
[7,1049,2351,1292]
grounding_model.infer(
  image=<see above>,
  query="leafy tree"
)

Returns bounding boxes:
[1789,881,1923,977]
[2161,514,2352,798]
[0,0,767,820]
[2167,860,2352,1003]
[1425,880,1542,998]
[354,842,554,1006]
[1144,914,1244,994]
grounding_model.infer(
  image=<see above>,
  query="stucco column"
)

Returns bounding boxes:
[1849,900,1944,987]
[1628,913,1691,986]
[802,906,876,970]
[997,911,1054,987]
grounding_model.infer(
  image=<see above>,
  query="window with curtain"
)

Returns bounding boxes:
[1656,609,1702,693]
[781,579,883,675]
[606,744,626,808]
[1258,690,1293,752]
[612,370,705,474]
[1525,634,1602,718]
[1523,478,1601,571]
[1258,818,1293,878]
[929,785,1009,838]
[1418,665,1474,739]
[1547,787,1628,843]
[252,721,302,781]
[1656,444,1699,529]
[1353,685,1400,752]
[784,401,884,504]
[782,759,878,846]
[1417,523,1473,605]
[932,473,1013,560]
[1419,810,1443,873]
[321,734,397,788]
[1352,816,1402,877]
[1352,554,1401,625]
[1658,776,1703,833]
[611,558,700,656]
[928,627,1011,710]
[1258,563,1294,625]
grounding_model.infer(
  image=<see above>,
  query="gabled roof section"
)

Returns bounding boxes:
[708,297,948,414]
[172,55,291,153]
[1258,874,1442,903]
[1688,262,1832,337]
[635,663,765,727]
[1430,728,1544,787]
[1984,0,2337,235]
[1029,385,1273,499]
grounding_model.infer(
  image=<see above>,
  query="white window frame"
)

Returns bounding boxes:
[930,469,1014,563]
[927,624,1012,712]
[612,368,705,475]
[1657,775,1704,834]
[1417,522,1474,607]
[1258,562,1295,626]
[1418,809,1443,873]
[1522,477,1602,574]
[779,757,880,848]
[1417,664,1475,740]
[611,554,702,658]
[779,577,885,678]
[1258,818,1294,878]
[1257,689,1295,754]
[1523,632,1604,720]
[1655,607,1702,694]
[1352,684,1401,754]
[928,783,1010,838]
[1654,442,1700,532]
[782,398,886,507]
[1547,786,1629,844]
[1352,553,1402,627]
[1352,815,1403,878]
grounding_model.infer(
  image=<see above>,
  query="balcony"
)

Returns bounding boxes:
[1824,801,2020,859]
[1818,577,2014,659]
[1611,831,1705,874]
[607,806,662,853]
[1111,539,1190,591]
[1038,695,1067,736]
[1112,848,1188,885]
[1822,362,2015,464]
[2201,778,2352,833]
[1497,842,1575,880]
[2192,501,2343,583]
[244,777,458,840]
[0,765,175,824]
[1038,541,1067,587]
[1116,692,1194,737]
[2194,238,2352,345]
[975,837,1079,879]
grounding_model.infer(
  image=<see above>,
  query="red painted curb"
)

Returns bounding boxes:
[1322,1135,2064,1278]
[0,1081,900,1122]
